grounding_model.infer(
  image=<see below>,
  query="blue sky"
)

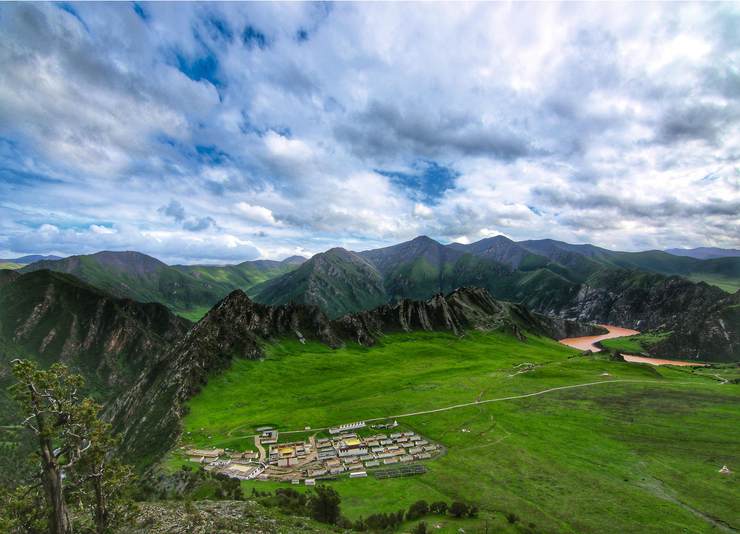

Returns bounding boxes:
[0,2,738,263]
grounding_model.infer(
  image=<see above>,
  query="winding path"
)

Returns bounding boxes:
[235,378,697,439]
[228,325,709,438]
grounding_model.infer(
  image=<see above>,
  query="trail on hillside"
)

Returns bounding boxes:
[229,378,700,438]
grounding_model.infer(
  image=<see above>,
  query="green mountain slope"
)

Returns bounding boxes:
[20,251,302,319]
[0,269,190,483]
[252,248,386,318]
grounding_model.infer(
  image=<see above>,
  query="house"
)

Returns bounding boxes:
[400,455,414,463]
[186,448,224,459]
[329,421,366,434]
[305,479,316,486]
[260,430,279,444]
[365,460,380,468]
[308,468,328,477]
[349,471,367,478]
[383,457,399,465]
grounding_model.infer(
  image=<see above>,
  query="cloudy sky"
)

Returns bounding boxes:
[1,2,738,263]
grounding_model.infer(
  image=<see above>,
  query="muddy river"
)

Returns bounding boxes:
[559,324,639,352]
[559,325,707,366]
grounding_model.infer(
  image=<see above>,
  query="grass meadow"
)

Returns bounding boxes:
[173,330,739,533]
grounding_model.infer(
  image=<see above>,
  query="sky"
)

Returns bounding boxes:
[1,2,739,264]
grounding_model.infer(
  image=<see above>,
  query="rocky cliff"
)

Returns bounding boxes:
[558,270,739,361]
[0,270,190,392]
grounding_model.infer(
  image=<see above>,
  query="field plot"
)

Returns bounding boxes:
[178,330,740,533]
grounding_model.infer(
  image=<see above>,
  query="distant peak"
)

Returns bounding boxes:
[411,235,436,243]
[281,255,307,265]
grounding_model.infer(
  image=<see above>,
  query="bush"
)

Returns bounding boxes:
[506,512,520,524]
[413,521,429,534]
[449,501,469,518]
[406,500,430,521]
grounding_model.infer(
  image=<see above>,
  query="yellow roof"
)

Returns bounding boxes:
[278,446,295,454]
[344,438,362,447]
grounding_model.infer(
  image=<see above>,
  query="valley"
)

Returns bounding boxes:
[168,328,739,533]
[1,239,738,533]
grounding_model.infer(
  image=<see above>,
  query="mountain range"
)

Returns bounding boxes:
[20,251,305,320]
[0,234,738,481]
[665,246,740,260]
[4,235,739,362]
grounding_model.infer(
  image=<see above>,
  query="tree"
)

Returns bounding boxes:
[9,359,134,534]
[67,408,135,534]
[10,360,89,534]
[413,521,429,534]
[449,501,469,518]
[0,483,48,533]
[308,485,341,524]
[406,499,430,520]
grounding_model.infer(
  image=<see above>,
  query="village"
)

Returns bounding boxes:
[183,420,442,485]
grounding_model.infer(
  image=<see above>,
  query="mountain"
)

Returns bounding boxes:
[0,269,190,480]
[666,246,740,260]
[0,269,189,394]
[0,254,62,265]
[251,248,386,318]
[359,235,465,299]
[20,251,301,319]
[449,235,548,270]
[252,236,739,360]
[110,286,602,463]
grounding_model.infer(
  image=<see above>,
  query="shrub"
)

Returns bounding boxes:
[506,512,520,524]
[406,500,430,520]
[449,501,469,518]
[413,521,429,534]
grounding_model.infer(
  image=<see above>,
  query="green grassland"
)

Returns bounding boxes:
[0,262,22,270]
[600,332,672,355]
[175,330,740,533]
[688,274,740,294]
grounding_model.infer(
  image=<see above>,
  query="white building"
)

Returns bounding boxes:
[329,421,366,434]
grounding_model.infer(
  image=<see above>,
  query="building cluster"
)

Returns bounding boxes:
[259,430,440,484]
[181,426,440,484]
[184,448,263,480]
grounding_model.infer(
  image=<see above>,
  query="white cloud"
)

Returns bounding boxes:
[234,202,278,225]
[0,1,739,262]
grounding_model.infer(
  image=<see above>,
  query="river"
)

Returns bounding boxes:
[559,324,707,367]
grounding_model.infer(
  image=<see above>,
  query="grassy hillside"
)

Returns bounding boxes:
[600,332,672,355]
[252,248,387,318]
[172,330,739,533]
[22,252,299,320]
[0,262,21,270]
